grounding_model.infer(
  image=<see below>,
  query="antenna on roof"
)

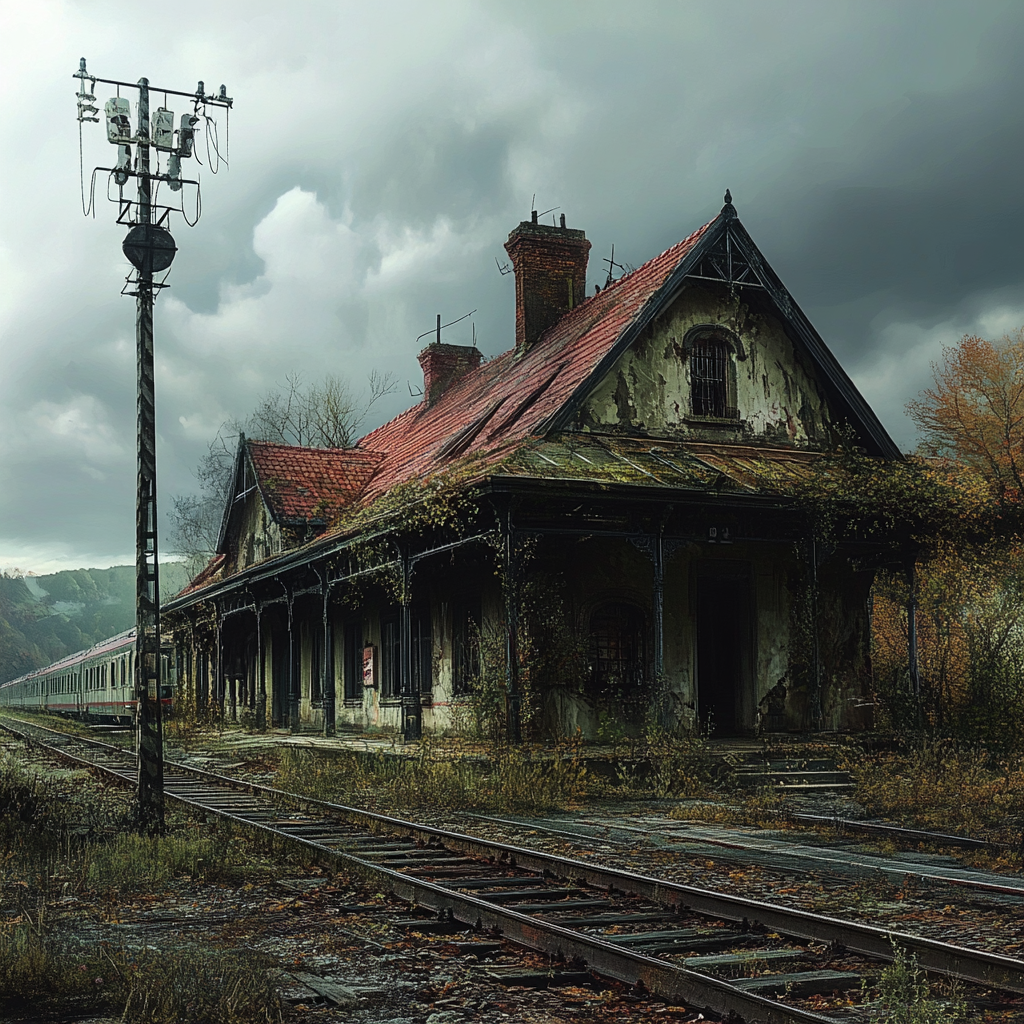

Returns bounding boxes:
[415,309,478,345]
[603,243,625,287]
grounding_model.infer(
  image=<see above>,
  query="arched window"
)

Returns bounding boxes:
[690,334,730,418]
[588,602,645,698]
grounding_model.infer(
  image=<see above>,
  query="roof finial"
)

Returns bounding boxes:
[724,189,732,205]
[722,188,736,221]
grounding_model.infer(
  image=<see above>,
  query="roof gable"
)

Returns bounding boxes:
[216,437,383,558]
[542,200,901,459]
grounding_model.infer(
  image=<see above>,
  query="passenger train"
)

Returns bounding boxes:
[0,630,176,725]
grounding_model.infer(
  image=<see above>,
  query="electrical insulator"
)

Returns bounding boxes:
[114,145,131,186]
[177,114,199,157]
[77,91,99,123]
[167,153,182,192]
[152,107,175,151]
[105,97,133,144]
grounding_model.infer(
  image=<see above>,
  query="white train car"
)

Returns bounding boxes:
[0,630,175,725]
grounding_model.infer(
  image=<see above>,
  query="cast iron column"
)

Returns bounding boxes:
[400,548,421,741]
[255,603,266,730]
[652,526,666,729]
[501,506,522,744]
[287,591,300,732]
[133,76,164,830]
[322,577,336,737]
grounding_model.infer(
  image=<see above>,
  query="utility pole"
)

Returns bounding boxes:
[74,59,233,831]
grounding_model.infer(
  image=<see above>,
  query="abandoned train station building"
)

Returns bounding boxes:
[164,195,903,742]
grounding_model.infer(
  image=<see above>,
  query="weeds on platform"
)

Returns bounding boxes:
[276,734,589,813]
[0,746,282,1020]
[840,740,1024,851]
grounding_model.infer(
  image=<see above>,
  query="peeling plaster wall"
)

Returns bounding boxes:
[578,283,833,447]
[231,489,284,573]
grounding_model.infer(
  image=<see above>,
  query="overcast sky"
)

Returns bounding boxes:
[2,0,1023,574]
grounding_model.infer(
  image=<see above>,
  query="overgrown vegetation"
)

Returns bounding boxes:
[0,748,282,1021]
[872,942,966,1023]
[839,741,1024,848]
[275,736,590,813]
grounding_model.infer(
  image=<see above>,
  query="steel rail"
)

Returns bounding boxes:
[5,714,1024,1001]
[789,812,1011,852]
[0,716,832,1024]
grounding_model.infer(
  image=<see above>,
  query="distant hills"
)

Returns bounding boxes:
[0,563,190,684]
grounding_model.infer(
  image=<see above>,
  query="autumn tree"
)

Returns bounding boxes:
[907,328,1024,500]
[170,371,395,578]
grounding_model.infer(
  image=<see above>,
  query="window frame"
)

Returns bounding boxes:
[684,326,741,421]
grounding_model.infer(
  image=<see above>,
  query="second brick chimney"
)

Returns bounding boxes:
[504,212,590,352]
[417,342,483,406]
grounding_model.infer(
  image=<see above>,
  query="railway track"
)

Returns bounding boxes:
[453,810,1024,901]
[3,713,1022,1024]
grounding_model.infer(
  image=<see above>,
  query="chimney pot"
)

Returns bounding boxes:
[559,213,566,228]
[531,209,538,224]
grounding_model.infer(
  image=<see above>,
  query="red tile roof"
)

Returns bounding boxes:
[180,219,717,595]
[247,442,383,523]
[356,221,714,502]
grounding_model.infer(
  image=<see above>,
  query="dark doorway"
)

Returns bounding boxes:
[696,565,752,736]
[271,628,288,727]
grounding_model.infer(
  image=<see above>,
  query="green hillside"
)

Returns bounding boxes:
[0,563,190,684]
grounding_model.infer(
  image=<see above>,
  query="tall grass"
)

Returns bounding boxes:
[0,748,280,1021]
[841,740,1024,846]
[276,735,590,813]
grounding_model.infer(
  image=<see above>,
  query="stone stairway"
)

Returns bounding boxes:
[720,750,854,793]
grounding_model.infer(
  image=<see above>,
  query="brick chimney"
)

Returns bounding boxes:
[417,342,483,406]
[504,212,590,352]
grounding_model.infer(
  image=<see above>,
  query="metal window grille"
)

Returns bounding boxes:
[690,336,729,418]
[589,602,645,696]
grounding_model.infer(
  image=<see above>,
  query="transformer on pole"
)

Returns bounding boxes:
[74,59,233,831]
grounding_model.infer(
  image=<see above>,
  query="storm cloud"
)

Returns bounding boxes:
[1,0,1022,571]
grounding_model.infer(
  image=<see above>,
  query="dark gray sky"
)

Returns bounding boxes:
[2,0,1023,572]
